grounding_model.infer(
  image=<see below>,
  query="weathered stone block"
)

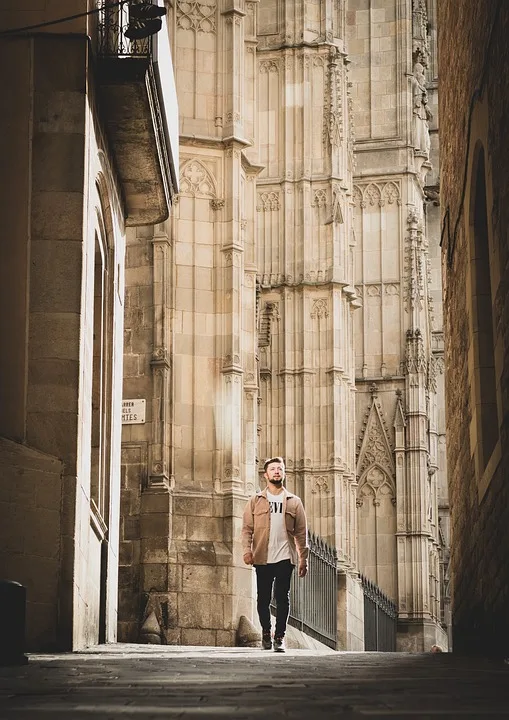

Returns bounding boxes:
[175,540,216,566]
[177,593,224,629]
[182,564,229,594]
[141,563,168,593]
[186,516,223,542]
[216,629,236,647]
[174,495,213,517]
[140,513,170,539]
[140,538,169,564]
[181,628,216,646]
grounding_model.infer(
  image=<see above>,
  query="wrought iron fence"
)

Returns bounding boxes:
[272,531,338,649]
[361,573,397,651]
[269,533,398,651]
[97,0,152,57]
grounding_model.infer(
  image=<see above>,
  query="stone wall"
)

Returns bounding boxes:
[439,0,509,655]
[120,219,254,646]
[0,31,125,650]
[0,439,63,651]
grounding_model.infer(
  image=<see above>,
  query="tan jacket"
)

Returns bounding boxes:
[241,488,309,566]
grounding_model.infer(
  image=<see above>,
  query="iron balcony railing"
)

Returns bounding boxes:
[361,573,398,651]
[97,0,152,58]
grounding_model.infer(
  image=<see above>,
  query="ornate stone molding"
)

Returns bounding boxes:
[311,189,328,208]
[256,191,280,211]
[225,111,241,124]
[428,355,438,393]
[150,347,171,369]
[259,59,280,74]
[176,0,217,34]
[331,183,344,224]
[324,48,344,148]
[356,388,395,476]
[257,270,351,288]
[222,353,241,368]
[258,302,279,348]
[311,475,330,494]
[366,284,381,298]
[357,466,396,507]
[352,181,401,208]
[310,298,329,319]
[404,328,427,375]
[385,283,400,296]
[404,208,425,313]
[412,0,430,68]
[180,159,216,197]
[347,79,356,174]
[364,183,382,207]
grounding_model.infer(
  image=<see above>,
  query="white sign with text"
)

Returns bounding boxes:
[122,399,146,424]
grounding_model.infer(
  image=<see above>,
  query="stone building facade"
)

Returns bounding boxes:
[0,1,178,651]
[119,0,448,651]
[439,0,509,656]
[348,0,448,651]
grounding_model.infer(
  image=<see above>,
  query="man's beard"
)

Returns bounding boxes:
[271,478,283,486]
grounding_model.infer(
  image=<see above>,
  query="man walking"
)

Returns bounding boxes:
[241,457,309,652]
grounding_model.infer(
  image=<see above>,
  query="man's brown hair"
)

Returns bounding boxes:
[263,456,285,472]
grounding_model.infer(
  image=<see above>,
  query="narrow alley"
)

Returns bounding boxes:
[0,644,508,719]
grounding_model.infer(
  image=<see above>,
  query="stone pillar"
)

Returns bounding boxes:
[161,0,258,645]
[120,222,174,644]
[149,226,172,490]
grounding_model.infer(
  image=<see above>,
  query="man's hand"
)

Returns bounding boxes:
[298,560,308,577]
[243,551,254,566]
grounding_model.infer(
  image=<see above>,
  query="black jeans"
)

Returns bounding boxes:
[254,559,294,639]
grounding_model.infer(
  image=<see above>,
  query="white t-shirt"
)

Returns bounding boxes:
[266,491,292,564]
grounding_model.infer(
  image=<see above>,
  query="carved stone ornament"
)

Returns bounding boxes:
[256,191,280,211]
[411,62,432,159]
[358,467,396,508]
[324,55,343,148]
[405,328,427,375]
[331,184,344,224]
[365,183,382,207]
[311,476,330,494]
[224,464,241,480]
[258,302,279,348]
[356,391,396,479]
[310,298,329,319]
[353,181,401,209]
[176,0,216,34]
[404,209,427,313]
[259,59,279,74]
[180,159,216,197]
[412,0,430,68]
[311,189,328,208]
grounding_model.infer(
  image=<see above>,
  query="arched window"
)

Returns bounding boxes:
[90,230,113,521]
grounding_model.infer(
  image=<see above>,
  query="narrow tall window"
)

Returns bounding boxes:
[470,146,498,471]
[91,236,106,513]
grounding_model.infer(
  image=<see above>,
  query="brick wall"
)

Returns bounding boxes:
[439,0,509,655]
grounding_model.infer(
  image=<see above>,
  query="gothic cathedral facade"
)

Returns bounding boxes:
[120,0,449,651]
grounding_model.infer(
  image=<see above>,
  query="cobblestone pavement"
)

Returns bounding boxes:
[0,644,508,719]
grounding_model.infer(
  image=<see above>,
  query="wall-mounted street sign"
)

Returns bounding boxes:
[122,399,146,424]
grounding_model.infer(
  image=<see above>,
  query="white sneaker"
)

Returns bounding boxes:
[273,636,286,653]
